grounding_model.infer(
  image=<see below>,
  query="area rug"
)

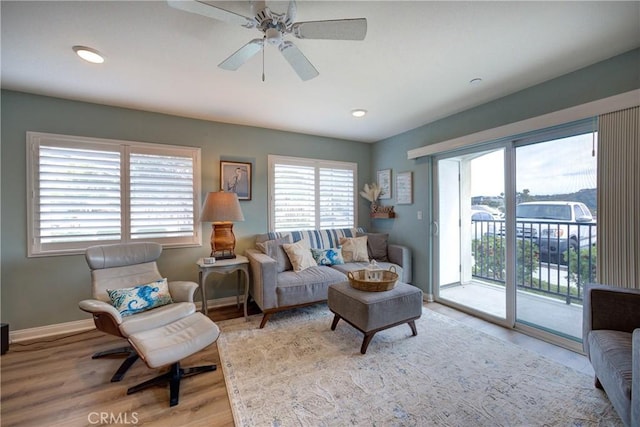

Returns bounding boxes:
[216,304,621,426]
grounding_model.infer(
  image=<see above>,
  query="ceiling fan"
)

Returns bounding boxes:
[167,0,367,81]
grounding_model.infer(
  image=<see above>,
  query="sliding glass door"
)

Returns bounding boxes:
[433,119,597,347]
[514,133,597,341]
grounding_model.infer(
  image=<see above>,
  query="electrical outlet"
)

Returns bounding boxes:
[417,210,423,220]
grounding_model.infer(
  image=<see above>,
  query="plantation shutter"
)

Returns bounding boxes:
[37,144,122,246]
[319,167,355,228]
[273,163,316,231]
[27,132,201,256]
[130,152,195,239]
[269,155,357,232]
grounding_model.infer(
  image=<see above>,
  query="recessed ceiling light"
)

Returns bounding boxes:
[351,109,367,118]
[73,46,105,64]
[469,77,483,85]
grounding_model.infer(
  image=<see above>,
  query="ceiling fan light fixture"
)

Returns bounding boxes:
[351,109,367,118]
[73,46,105,64]
[167,0,367,81]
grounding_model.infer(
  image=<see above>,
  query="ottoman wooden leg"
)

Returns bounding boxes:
[408,320,418,336]
[361,332,376,354]
[331,313,341,331]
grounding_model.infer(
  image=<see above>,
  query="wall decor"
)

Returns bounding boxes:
[377,169,391,199]
[220,161,252,200]
[396,171,413,204]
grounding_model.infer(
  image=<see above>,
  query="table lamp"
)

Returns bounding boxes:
[200,191,245,259]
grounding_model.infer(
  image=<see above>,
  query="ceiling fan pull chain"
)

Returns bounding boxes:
[262,36,266,82]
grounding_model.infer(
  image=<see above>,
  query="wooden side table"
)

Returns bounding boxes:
[197,255,250,321]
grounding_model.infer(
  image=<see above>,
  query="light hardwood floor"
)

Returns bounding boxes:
[1,302,594,426]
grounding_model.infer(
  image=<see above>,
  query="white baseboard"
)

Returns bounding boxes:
[9,296,241,344]
[10,319,95,343]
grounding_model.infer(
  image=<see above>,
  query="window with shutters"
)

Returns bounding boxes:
[268,155,357,232]
[27,132,201,256]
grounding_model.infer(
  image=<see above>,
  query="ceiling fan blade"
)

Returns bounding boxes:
[219,39,264,71]
[292,18,367,40]
[251,0,266,17]
[285,0,297,27]
[278,41,319,81]
[167,0,256,29]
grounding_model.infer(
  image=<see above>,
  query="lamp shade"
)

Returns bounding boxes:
[200,191,244,259]
[201,191,245,223]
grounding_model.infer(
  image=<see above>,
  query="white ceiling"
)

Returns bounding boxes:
[2,1,639,143]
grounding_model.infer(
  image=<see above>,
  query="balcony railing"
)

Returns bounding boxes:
[471,219,597,304]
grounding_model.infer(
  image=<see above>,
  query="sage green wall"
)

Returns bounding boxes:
[0,90,372,330]
[371,48,640,297]
[2,48,638,331]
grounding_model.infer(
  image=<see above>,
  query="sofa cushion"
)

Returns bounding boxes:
[257,228,364,249]
[358,232,389,262]
[256,235,292,272]
[282,240,316,272]
[589,329,632,399]
[589,329,633,401]
[339,236,369,262]
[276,266,347,307]
[311,247,345,266]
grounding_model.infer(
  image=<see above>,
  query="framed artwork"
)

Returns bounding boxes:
[396,171,413,204]
[220,161,252,200]
[377,169,392,199]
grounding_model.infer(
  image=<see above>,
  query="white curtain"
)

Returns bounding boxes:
[596,106,640,289]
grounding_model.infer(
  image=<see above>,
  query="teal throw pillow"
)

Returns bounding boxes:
[107,278,173,317]
[311,247,345,266]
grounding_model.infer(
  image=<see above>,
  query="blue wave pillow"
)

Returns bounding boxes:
[107,278,173,317]
[311,247,345,266]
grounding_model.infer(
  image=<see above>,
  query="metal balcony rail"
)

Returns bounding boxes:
[471,219,597,304]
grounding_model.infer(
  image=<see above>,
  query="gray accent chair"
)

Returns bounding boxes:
[79,242,199,382]
[583,283,640,427]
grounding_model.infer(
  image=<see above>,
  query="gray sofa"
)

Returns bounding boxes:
[246,228,412,328]
[583,283,640,427]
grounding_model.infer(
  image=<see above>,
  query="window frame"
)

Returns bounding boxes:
[26,131,202,257]
[267,155,358,232]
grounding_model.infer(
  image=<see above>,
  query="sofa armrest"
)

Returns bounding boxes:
[583,283,640,355]
[246,248,279,311]
[388,244,412,284]
[168,280,198,303]
[632,328,640,427]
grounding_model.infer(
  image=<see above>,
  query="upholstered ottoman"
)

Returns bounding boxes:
[126,312,220,406]
[328,281,423,354]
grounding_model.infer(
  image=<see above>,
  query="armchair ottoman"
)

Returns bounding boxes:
[126,312,220,407]
[79,242,199,382]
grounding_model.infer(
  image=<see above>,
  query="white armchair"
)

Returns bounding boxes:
[79,242,199,382]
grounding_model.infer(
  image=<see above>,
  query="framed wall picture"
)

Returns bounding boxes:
[220,161,252,200]
[396,171,413,204]
[377,169,392,200]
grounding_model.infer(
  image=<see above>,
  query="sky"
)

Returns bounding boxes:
[470,133,597,197]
